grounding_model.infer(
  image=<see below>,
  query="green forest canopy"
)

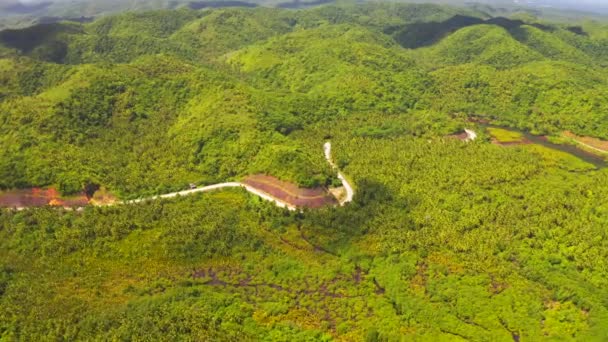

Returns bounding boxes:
[2,2,608,340]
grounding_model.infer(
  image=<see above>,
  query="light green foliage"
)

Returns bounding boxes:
[487,127,524,142]
[229,24,429,114]
[524,145,596,171]
[430,61,608,137]
[419,24,545,68]
[510,25,593,63]
[172,8,299,60]
[88,10,202,38]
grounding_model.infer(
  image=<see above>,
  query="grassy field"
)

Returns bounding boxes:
[487,127,525,143]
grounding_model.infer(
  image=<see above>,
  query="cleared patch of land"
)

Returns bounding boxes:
[0,187,89,208]
[447,131,469,141]
[243,174,337,208]
[1,142,351,210]
[563,131,608,154]
[447,129,477,142]
[487,127,526,144]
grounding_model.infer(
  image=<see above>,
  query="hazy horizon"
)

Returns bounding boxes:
[3,0,608,16]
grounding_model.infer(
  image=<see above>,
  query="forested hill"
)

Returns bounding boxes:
[3,3,608,340]
[2,4,608,196]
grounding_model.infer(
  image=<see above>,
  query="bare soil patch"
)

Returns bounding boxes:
[0,187,89,208]
[564,131,608,153]
[243,174,338,208]
[447,131,469,141]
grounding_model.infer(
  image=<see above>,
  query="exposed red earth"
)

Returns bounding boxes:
[0,177,340,210]
[1,143,351,210]
[447,131,469,141]
[563,131,608,154]
[0,187,89,208]
[243,174,338,208]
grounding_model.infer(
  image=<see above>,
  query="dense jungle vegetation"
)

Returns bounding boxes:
[3,2,608,340]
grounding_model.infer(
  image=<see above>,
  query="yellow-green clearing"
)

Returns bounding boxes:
[487,127,524,143]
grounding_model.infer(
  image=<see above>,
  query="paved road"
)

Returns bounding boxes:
[324,142,354,205]
[8,142,353,211]
[125,182,297,211]
[125,141,355,209]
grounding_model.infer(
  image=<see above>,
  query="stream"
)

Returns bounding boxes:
[486,125,608,169]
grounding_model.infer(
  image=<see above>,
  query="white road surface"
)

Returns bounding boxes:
[464,129,477,141]
[324,142,354,205]
[8,142,354,211]
[124,182,297,211]
[128,142,355,209]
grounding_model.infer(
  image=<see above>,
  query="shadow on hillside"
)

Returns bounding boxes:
[566,26,588,36]
[2,1,52,14]
[387,15,561,49]
[37,16,95,25]
[0,23,80,62]
[297,178,404,255]
[188,1,258,9]
[277,0,334,9]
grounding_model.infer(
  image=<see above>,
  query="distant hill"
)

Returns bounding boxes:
[3,0,608,31]
[2,3,608,195]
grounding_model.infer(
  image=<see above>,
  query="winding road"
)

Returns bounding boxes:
[324,142,354,205]
[125,182,298,211]
[123,142,354,210]
[7,142,354,211]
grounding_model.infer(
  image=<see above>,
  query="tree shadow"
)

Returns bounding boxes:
[296,178,405,255]
[0,23,81,62]
[387,15,560,49]
[566,26,588,36]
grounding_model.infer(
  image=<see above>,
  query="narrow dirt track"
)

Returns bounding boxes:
[566,136,608,155]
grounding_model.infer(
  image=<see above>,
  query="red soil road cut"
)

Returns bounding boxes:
[243,174,338,208]
[563,131,608,153]
[447,132,469,141]
[0,187,89,208]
